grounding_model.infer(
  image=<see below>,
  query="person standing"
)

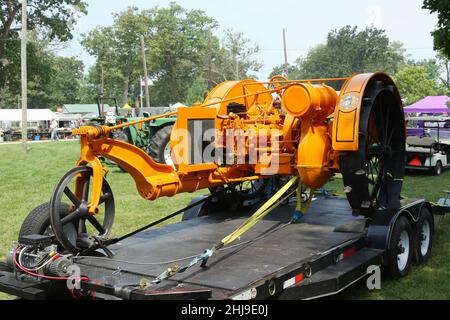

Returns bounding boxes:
[50,118,59,141]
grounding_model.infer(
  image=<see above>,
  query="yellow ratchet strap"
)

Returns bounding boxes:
[221,176,298,246]
[293,182,315,222]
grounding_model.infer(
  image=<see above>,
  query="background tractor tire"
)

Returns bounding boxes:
[19,202,71,237]
[148,125,174,165]
[112,129,130,172]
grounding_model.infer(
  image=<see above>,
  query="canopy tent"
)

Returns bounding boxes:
[404,96,450,114]
[0,109,55,122]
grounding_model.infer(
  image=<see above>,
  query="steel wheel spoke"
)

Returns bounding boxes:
[61,210,80,226]
[78,219,87,234]
[64,187,81,207]
[82,173,90,202]
[99,193,110,204]
[87,215,105,234]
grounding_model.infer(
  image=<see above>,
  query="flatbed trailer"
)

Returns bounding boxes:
[0,195,447,300]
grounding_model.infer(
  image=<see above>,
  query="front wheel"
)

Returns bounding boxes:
[19,202,72,238]
[50,166,115,253]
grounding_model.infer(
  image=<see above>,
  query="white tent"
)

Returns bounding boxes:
[0,109,56,130]
[0,109,55,122]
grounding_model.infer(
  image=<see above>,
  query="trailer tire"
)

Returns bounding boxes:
[385,216,414,279]
[148,125,173,165]
[414,208,434,264]
[434,161,443,176]
[19,202,71,237]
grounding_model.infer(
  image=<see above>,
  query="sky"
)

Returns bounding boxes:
[60,0,439,80]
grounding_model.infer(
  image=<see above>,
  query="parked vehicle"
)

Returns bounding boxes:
[406,116,450,175]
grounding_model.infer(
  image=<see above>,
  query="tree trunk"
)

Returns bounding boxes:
[121,46,133,106]
[1,4,21,36]
[121,77,129,106]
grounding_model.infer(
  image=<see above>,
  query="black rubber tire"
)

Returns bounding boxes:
[434,161,443,176]
[112,129,130,143]
[19,202,71,237]
[112,130,130,172]
[148,125,173,164]
[414,208,434,264]
[385,216,414,279]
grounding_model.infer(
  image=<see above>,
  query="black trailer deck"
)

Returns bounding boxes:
[69,196,382,299]
[0,196,388,300]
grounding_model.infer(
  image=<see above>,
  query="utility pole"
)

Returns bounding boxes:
[100,66,105,112]
[21,0,28,152]
[207,29,213,90]
[140,35,150,108]
[282,28,289,76]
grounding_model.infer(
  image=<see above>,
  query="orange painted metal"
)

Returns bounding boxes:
[70,73,400,215]
[332,72,402,151]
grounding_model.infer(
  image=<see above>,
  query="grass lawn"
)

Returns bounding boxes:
[0,141,449,300]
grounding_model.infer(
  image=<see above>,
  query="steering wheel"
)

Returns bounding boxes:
[268,75,289,92]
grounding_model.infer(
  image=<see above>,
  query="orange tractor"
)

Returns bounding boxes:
[47,72,406,254]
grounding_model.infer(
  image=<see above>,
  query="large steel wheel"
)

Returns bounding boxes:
[341,82,406,216]
[50,166,115,253]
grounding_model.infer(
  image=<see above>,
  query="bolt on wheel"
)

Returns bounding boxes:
[50,166,115,253]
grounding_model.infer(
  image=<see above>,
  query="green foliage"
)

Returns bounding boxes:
[0,0,88,41]
[394,65,444,104]
[213,29,262,81]
[81,4,262,106]
[185,77,208,105]
[81,4,217,106]
[0,0,87,109]
[423,0,450,59]
[270,26,406,79]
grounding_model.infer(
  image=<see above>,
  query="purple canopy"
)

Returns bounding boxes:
[404,96,450,114]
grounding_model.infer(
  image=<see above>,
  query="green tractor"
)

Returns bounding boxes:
[88,95,176,166]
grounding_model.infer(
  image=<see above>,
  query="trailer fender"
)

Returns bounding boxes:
[367,200,431,255]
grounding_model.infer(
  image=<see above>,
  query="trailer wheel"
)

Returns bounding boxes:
[434,161,443,176]
[385,216,414,278]
[415,208,434,263]
[19,202,75,239]
[148,125,174,166]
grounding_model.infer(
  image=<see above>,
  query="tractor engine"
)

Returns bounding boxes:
[170,79,339,190]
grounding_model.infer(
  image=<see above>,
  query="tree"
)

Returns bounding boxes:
[437,53,450,90]
[394,65,445,104]
[423,0,450,59]
[184,29,262,103]
[81,7,151,105]
[213,29,262,81]
[185,77,208,105]
[43,56,84,107]
[270,26,406,80]
[81,3,218,106]
[0,0,87,41]
[0,0,87,109]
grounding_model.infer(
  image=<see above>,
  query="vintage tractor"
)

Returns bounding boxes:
[22,73,406,255]
[91,95,177,166]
